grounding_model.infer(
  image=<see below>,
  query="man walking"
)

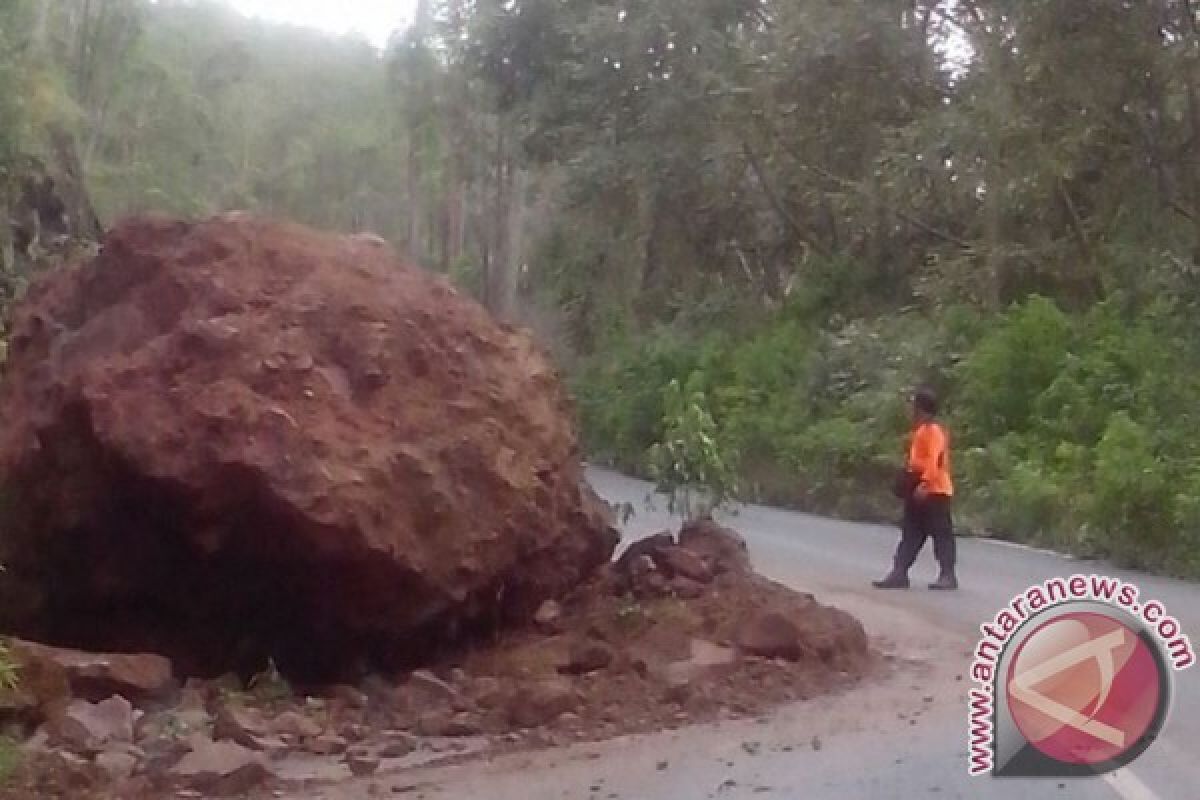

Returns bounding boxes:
[873,386,958,590]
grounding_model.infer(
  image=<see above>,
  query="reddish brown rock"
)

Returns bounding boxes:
[307,734,348,755]
[678,519,749,573]
[735,612,804,661]
[7,639,173,704]
[614,532,675,574]
[0,214,618,679]
[507,679,580,729]
[169,736,274,796]
[0,639,70,724]
[653,547,714,584]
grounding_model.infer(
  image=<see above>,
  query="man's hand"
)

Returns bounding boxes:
[913,484,929,501]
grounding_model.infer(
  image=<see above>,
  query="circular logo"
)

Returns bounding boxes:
[1005,611,1167,767]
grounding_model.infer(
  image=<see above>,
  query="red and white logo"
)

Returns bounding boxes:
[968,576,1192,778]
[1006,611,1162,767]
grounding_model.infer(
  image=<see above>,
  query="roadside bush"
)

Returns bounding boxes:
[572,292,1200,578]
[646,375,740,520]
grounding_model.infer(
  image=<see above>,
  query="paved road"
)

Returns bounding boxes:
[337,469,1199,800]
[582,469,1200,800]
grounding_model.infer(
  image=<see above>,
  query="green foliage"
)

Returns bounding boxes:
[1090,412,1174,569]
[0,735,19,785]
[646,375,740,521]
[957,296,1072,442]
[582,290,1200,578]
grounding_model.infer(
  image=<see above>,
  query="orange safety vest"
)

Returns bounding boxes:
[908,421,953,497]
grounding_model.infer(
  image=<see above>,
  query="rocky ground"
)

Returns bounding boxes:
[0,520,872,799]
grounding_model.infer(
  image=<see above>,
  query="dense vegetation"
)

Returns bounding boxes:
[4,1,1200,576]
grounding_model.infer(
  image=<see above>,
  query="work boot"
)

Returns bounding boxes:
[872,572,910,589]
[928,572,959,591]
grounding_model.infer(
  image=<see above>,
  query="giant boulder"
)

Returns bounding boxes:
[0,214,617,679]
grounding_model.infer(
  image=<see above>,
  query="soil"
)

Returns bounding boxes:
[0,525,873,799]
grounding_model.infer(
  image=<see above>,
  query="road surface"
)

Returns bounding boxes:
[328,469,1200,800]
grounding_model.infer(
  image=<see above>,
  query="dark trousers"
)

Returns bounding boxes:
[893,494,956,575]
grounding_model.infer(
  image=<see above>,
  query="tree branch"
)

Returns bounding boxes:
[740,141,828,258]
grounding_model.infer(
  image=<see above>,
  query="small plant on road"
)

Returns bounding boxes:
[646,375,740,521]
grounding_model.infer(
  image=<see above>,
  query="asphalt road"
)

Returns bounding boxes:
[335,469,1199,800]
[579,469,1200,800]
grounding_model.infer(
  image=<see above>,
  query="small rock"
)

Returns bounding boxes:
[95,749,139,781]
[169,736,273,796]
[656,760,669,771]
[614,532,675,574]
[742,741,761,755]
[678,519,749,572]
[507,679,580,729]
[811,735,822,751]
[56,695,135,752]
[270,710,323,739]
[308,734,349,755]
[345,749,381,777]
[654,547,714,584]
[213,704,273,751]
[628,554,670,597]
[735,612,803,661]
[534,600,564,633]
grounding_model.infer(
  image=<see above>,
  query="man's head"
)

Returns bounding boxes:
[912,386,939,423]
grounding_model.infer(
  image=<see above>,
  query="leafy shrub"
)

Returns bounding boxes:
[1088,412,1175,569]
[957,295,1072,443]
[646,375,740,521]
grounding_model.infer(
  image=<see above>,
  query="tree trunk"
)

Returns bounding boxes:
[1185,45,1200,265]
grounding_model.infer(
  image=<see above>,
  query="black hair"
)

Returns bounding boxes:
[913,386,939,416]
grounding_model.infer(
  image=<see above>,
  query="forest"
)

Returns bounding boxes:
[3,0,1200,577]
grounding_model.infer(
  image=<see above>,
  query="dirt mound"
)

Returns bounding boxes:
[0,214,617,679]
[452,529,869,742]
